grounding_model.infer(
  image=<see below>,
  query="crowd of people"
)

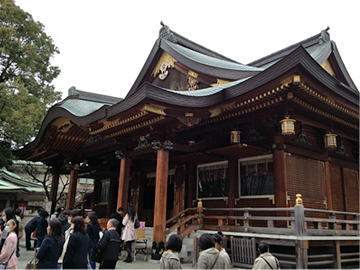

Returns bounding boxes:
[0,205,279,269]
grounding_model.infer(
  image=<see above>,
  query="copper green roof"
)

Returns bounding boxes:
[162,77,250,96]
[56,99,109,117]
[162,39,263,72]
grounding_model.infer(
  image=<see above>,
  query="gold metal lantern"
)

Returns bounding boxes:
[230,130,241,144]
[279,115,296,135]
[324,132,337,149]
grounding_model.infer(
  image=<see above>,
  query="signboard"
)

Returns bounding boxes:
[27,201,45,206]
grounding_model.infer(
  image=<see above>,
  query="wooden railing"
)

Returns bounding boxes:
[166,195,359,238]
[165,195,360,269]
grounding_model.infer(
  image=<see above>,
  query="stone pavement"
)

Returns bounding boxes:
[17,237,195,269]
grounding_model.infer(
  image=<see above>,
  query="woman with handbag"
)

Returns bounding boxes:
[121,206,137,263]
[86,211,102,269]
[36,220,64,269]
[0,219,18,269]
[196,233,226,269]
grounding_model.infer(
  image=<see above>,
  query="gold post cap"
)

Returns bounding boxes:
[295,194,303,206]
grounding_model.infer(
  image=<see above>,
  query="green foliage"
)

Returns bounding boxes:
[0,0,61,168]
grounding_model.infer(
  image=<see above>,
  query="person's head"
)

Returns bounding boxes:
[14,208,23,218]
[166,234,182,253]
[71,216,86,234]
[47,220,64,243]
[2,207,15,222]
[88,211,99,224]
[258,241,270,254]
[59,209,71,217]
[213,233,223,252]
[68,209,81,223]
[117,207,124,215]
[198,233,215,251]
[127,206,135,221]
[40,210,49,219]
[6,219,17,233]
[107,218,118,230]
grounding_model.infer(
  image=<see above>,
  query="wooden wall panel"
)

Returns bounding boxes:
[286,155,325,202]
[330,165,345,212]
[343,168,359,213]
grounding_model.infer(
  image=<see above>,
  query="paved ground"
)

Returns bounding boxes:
[17,237,195,269]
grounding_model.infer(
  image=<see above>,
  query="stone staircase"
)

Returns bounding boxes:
[141,227,220,263]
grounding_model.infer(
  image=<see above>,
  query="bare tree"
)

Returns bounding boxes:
[22,162,70,207]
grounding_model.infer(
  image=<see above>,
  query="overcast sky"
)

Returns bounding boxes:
[15,0,359,100]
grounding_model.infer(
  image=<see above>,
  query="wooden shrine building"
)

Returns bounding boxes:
[15,24,359,266]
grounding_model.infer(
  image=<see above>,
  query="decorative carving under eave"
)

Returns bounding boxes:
[115,150,125,159]
[143,104,166,115]
[159,61,171,80]
[151,52,177,78]
[187,76,198,90]
[57,121,73,133]
[335,145,348,157]
[177,117,200,127]
[294,132,312,145]
[134,134,151,150]
[245,129,265,143]
[211,78,231,87]
[163,140,173,150]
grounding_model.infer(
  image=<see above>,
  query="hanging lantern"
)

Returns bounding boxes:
[279,115,296,135]
[230,130,241,144]
[324,132,337,149]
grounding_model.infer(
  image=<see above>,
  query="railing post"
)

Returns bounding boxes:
[197,199,203,228]
[353,214,359,231]
[244,208,251,232]
[294,194,308,269]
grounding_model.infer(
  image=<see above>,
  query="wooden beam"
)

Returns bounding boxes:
[66,169,78,209]
[117,157,131,212]
[49,171,60,213]
[153,149,169,244]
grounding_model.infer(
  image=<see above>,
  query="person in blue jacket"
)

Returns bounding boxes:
[36,210,49,248]
[36,220,64,269]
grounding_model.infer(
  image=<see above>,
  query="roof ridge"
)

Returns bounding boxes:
[159,22,242,65]
[248,27,330,67]
[66,86,123,104]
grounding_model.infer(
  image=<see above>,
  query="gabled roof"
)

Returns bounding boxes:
[0,169,44,194]
[248,27,358,91]
[126,23,263,98]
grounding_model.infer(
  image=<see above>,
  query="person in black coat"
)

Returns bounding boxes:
[36,210,49,248]
[63,216,90,269]
[36,220,64,269]
[110,207,124,237]
[97,219,121,269]
[86,211,102,269]
[25,216,38,250]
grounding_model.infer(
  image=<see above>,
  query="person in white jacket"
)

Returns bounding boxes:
[160,234,182,269]
[252,241,280,269]
[122,206,137,263]
[213,231,231,269]
[196,233,226,269]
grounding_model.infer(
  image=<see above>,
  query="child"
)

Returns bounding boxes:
[160,234,182,269]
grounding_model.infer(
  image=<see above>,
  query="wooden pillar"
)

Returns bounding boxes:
[174,165,185,217]
[49,171,60,214]
[228,158,238,225]
[324,161,333,210]
[106,177,117,218]
[117,157,131,212]
[153,148,169,244]
[66,169,78,209]
[273,136,287,208]
[187,163,196,208]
